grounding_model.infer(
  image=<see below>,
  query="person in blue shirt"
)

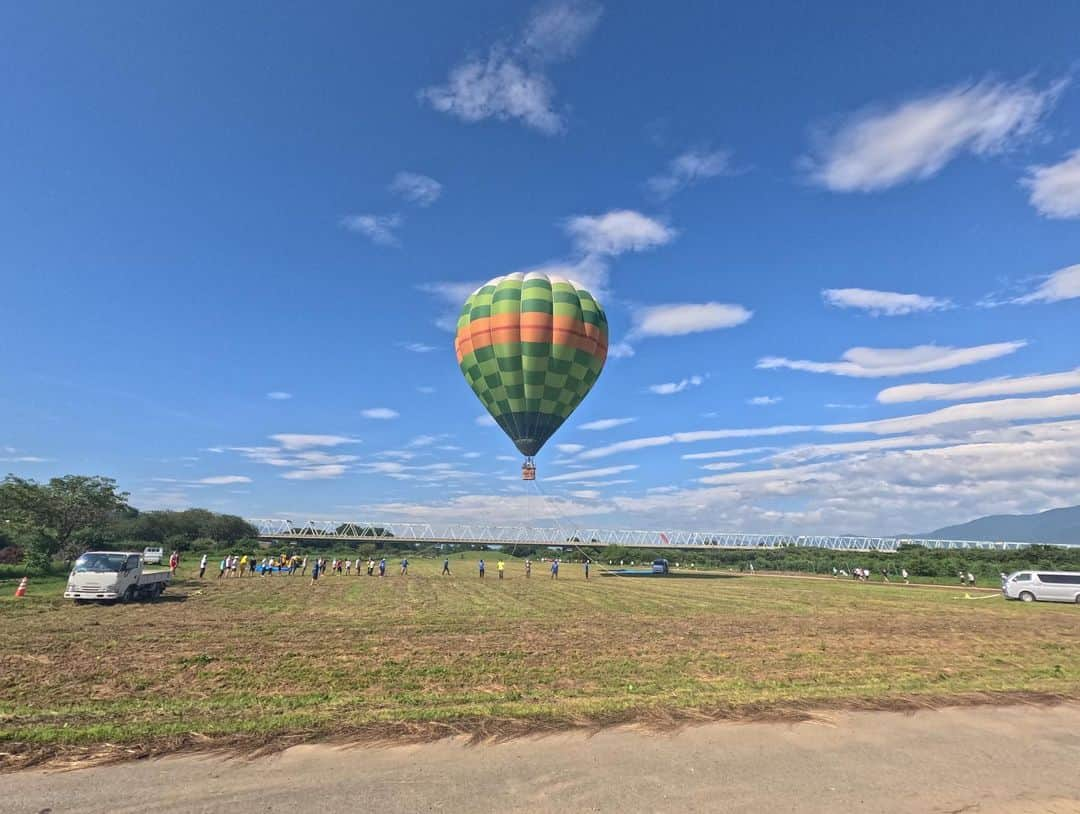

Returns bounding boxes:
[400,558,409,576]
[551,559,559,580]
[310,557,320,584]
[442,558,451,576]
[378,558,386,577]
[478,559,485,579]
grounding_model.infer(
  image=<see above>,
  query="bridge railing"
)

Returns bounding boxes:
[248,519,1068,552]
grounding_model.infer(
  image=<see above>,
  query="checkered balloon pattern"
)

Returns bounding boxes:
[455,272,609,458]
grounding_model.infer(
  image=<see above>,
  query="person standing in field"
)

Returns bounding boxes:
[584,559,590,580]
[442,558,451,575]
[497,560,505,579]
[169,551,179,575]
[299,557,307,576]
[379,558,386,577]
[525,559,531,578]
[345,559,352,575]
[967,571,976,586]
[902,568,909,584]
[550,559,559,580]
[748,562,755,574]
[367,558,375,576]
[311,557,320,584]
[478,559,485,578]
[400,558,409,576]
[198,553,207,579]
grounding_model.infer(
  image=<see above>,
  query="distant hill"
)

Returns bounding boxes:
[912,505,1080,544]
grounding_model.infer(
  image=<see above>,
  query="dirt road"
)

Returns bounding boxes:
[4,703,1079,813]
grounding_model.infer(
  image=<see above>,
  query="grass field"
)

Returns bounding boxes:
[2,556,1079,770]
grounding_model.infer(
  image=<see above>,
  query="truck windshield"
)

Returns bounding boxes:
[73,553,128,573]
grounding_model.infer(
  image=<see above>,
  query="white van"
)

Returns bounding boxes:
[1002,571,1080,604]
[142,546,164,565]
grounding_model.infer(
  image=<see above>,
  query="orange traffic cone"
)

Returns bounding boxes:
[14,577,28,597]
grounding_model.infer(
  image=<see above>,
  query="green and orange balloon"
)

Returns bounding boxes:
[455,272,608,476]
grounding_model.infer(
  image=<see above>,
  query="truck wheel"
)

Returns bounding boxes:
[153,583,165,599]
[74,599,89,606]
[1019,591,1035,603]
[122,586,136,604]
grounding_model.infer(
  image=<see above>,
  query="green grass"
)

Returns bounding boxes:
[2,558,1078,768]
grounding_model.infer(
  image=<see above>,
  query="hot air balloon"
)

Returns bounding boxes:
[455,271,608,480]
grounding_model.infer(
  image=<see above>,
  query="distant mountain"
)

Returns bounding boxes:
[912,505,1080,544]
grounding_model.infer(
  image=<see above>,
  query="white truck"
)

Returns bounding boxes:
[64,551,171,604]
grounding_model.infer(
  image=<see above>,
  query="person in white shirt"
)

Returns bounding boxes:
[199,554,208,579]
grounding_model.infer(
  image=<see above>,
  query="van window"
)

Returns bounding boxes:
[1036,573,1080,585]
[1012,573,1031,581]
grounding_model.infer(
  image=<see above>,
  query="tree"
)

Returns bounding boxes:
[0,475,130,566]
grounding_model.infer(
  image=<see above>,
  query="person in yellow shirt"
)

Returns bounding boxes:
[497,560,505,580]
[239,555,248,575]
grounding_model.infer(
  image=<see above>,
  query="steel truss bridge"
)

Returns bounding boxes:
[249,519,1073,553]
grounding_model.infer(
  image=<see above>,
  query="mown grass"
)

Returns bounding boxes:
[2,558,1078,769]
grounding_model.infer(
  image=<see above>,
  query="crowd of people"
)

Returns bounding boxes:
[185,552,587,582]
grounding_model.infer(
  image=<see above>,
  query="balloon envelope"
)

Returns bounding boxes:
[455,272,608,457]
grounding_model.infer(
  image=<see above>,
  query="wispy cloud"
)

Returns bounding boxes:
[389,172,443,207]
[649,375,704,395]
[420,1,602,135]
[544,464,637,482]
[282,465,348,481]
[402,342,437,353]
[806,76,1066,192]
[476,415,498,427]
[341,214,402,246]
[632,302,751,337]
[579,417,637,431]
[878,368,1080,404]
[1023,148,1080,219]
[577,392,1080,461]
[269,434,361,451]
[565,210,675,256]
[607,341,635,359]
[681,447,772,460]
[556,443,585,454]
[197,475,252,485]
[758,341,1026,378]
[748,396,782,406]
[822,288,951,316]
[1012,264,1080,304]
[417,280,484,332]
[647,148,734,198]
[266,391,293,400]
[361,407,399,420]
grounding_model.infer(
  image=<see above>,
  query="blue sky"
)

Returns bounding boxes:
[3,1,1079,535]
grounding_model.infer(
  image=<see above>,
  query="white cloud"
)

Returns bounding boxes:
[281,465,348,480]
[0,455,49,463]
[419,1,601,135]
[878,368,1080,404]
[197,475,252,485]
[577,392,1080,461]
[681,447,772,460]
[417,386,436,394]
[758,341,1026,378]
[748,396,782,406]
[822,288,952,316]
[579,417,636,431]
[565,210,675,256]
[341,213,402,246]
[647,148,734,198]
[269,434,360,451]
[545,464,638,482]
[389,172,442,207]
[649,375,703,395]
[1023,149,1080,219]
[570,489,601,499]
[556,443,585,454]
[632,302,752,337]
[607,341,635,359]
[476,415,498,427]
[266,391,293,400]
[825,403,867,410]
[361,407,399,420]
[1012,264,1080,304]
[518,254,611,293]
[807,77,1065,192]
[403,342,437,353]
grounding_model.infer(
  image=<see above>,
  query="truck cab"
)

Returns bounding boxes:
[65,551,170,603]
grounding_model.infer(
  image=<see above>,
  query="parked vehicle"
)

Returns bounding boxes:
[64,551,171,604]
[1002,571,1080,604]
[142,546,164,564]
[652,558,670,575]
